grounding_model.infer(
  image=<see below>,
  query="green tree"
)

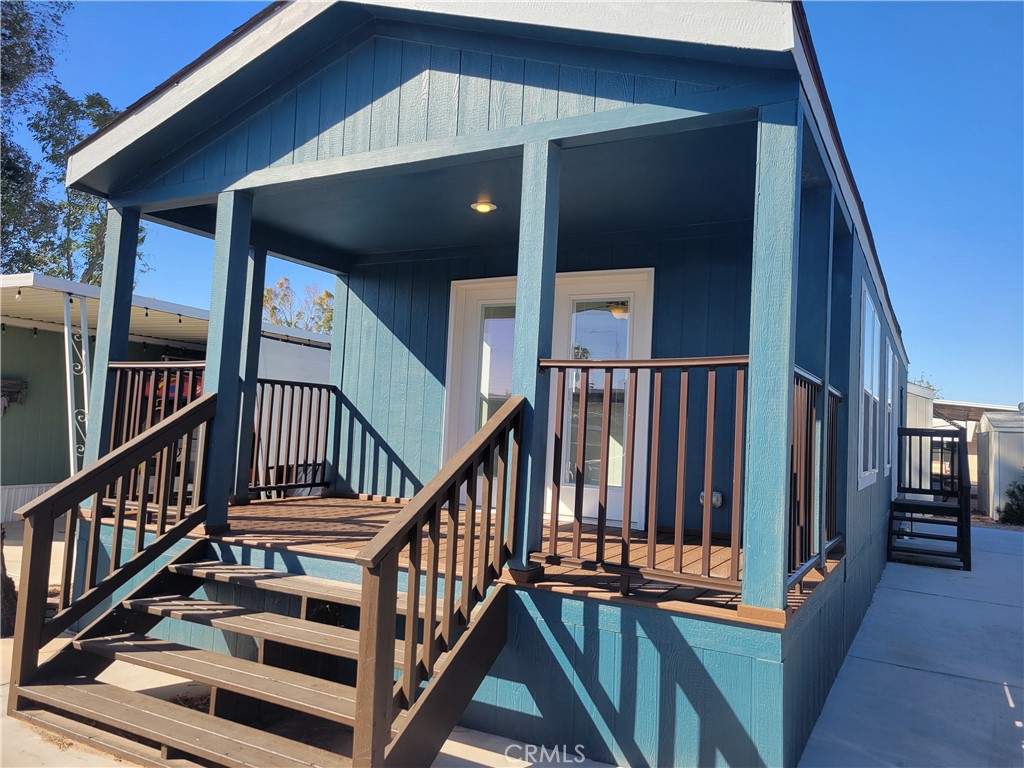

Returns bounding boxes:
[263,277,333,334]
[0,0,69,275]
[27,86,145,284]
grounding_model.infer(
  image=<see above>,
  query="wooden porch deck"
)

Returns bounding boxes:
[200,496,788,623]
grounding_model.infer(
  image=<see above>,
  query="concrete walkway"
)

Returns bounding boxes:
[801,525,1024,767]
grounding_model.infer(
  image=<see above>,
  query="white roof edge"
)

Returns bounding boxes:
[66,1,335,190]
[363,0,795,51]
[0,272,330,347]
[935,399,1019,412]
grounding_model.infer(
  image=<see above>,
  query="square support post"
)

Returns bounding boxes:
[326,273,350,493]
[509,140,560,572]
[231,246,268,502]
[740,101,803,615]
[204,190,253,532]
[84,206,140,466]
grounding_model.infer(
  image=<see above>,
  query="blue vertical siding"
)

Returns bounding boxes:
[149,31,735,190]
[334,228,753,508]
[463,588,783,767]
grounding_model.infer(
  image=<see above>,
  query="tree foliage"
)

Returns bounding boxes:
[1,1,143,284]
[263,277,334,334]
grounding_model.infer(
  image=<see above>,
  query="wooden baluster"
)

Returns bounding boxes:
[251,383,264,487]
[271,384,285,491]
[731,369,746,582]
[701,369,717,578]
[283,385,295,487]
[157,444,175,535]
[673,370,689,572]
[309,386,321,482]
[462,462,477,615]
[572,368,589,560]
[477,445,493,594]
[621,368,638,568]
[646,369,662,569]
[492,427,509,572]
[423,502,441,669]
[58,505,79,611]
[353,549,399,768]
[442,484,461,646]
[84,491,103,589]
[403,524,422,707]
[135,453,152,554]
[595,368,613,564]
[549,368,566,555]
[505,411,521,560]
[177,427,193,516]
[109,370,123,451]
[193,422,209,506]
[109,475,128,574]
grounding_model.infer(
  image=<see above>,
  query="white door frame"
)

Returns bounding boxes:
[443,269,654,530]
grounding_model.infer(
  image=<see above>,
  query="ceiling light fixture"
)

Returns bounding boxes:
[15,288,22,300]
[608,301,630,320]
[470,200,497,214]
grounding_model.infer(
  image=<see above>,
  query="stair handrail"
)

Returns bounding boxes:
[352,395,525,767]
[8,392,217,710]
[956,426,972,570]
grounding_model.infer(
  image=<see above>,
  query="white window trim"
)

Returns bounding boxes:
[858,282,880,490]
[884,339,893,477]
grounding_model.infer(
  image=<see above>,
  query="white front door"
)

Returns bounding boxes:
[444,269,653,530]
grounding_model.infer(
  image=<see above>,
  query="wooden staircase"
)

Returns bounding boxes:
[8,392,525,768]
[12,540,508,768]
[888,427,972,571]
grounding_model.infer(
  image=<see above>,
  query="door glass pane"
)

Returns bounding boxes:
[479,304,515,428]
[564,298,630,488]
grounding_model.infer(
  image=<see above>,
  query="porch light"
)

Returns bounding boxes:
[608,301,629,320]
[470,200,497,214]
[15,289,21,300]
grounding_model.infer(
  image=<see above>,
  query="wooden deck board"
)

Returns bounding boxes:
[201,496,753,616]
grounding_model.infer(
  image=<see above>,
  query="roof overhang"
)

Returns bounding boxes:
[933,398,1020,424]
[0,273,330,350]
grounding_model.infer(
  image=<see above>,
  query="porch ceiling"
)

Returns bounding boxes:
[148,120,757,263]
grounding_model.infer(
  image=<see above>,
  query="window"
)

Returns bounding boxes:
[884,339,892,475]
[859,284,881,487]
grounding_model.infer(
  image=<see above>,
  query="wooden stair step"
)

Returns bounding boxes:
[16,679,350,768]
[170,561,425,613]
[74,634,357,726]
[13,706,204,768]
[890,543,963,559]
[890,499,960,516]
[890,530,960,543]
[170,561,365,607]
[890,513,961,527]
[122,595,410,663]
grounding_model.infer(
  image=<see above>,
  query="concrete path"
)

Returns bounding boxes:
[801,526,1024,767]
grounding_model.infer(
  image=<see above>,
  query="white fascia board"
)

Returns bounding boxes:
[790,20,909,368]
[65,2,335,189]
[364,0,795,52]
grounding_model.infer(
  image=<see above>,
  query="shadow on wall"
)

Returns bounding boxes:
[463,590,774,767]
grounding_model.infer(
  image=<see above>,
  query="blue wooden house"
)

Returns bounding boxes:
[8,2,972,766]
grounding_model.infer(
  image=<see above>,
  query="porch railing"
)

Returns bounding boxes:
[109,361,205,450]
[109,363,335,499]
[9,393,215,703]
[789,369,821,576]
[532,356,749,592]
[352,396,524,765]
[788,370,845,589]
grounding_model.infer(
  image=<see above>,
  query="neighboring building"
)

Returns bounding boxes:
[977,411,1024,519]
[0,272,329,520]
[9,3,927,767]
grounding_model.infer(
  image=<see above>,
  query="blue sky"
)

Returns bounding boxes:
[28,1,1024,405]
